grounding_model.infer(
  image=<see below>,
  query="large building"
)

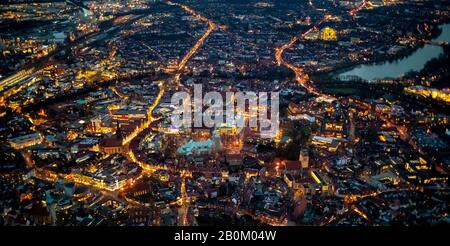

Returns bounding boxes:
[8,133,43,149]
[112,107,147,121]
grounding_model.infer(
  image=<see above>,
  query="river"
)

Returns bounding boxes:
[336,23,450,81]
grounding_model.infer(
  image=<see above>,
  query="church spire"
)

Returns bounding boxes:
[115,121,122,140]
